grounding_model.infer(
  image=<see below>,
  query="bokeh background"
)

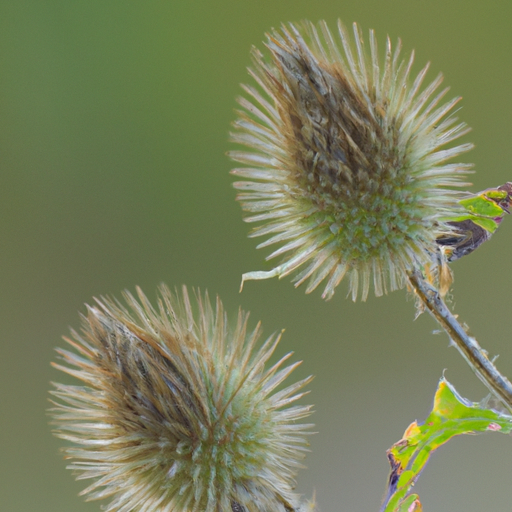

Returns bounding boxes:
[2,1,512,511]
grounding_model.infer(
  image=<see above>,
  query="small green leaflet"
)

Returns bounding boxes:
[381,378,512,512]
[436,182,512,263]
[451,190,510,233]
[391,494,422,512]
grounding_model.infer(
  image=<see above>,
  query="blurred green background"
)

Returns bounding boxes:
[2,1,512,511]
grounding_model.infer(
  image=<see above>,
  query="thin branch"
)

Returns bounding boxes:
[408,269,512,413]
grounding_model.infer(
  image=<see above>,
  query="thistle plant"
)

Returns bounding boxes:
[51,19,512,512]
[50,286,313,512]
[229,20,473,301]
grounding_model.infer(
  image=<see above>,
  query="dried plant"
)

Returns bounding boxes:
[50,286,313,512]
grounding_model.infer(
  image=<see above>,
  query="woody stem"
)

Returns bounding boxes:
[408,269,512,413]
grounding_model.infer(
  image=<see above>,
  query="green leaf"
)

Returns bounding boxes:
[469,216,501,233]
[445,213,500,233]
[442,187,509,235]
[382,378,512,512]
[459,194,505,218]
[393,494,422,512]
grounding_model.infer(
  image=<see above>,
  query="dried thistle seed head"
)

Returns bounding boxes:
[50,286,314,512]
[229,20,473,301]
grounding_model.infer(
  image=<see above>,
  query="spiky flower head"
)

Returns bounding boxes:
[229,20,473,301]
[50,286,313,512]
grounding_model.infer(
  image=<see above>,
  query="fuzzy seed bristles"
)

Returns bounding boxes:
[229,20,473,300]
[50,285,314,512]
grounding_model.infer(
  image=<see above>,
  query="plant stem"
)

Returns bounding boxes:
[408,269,512,413]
